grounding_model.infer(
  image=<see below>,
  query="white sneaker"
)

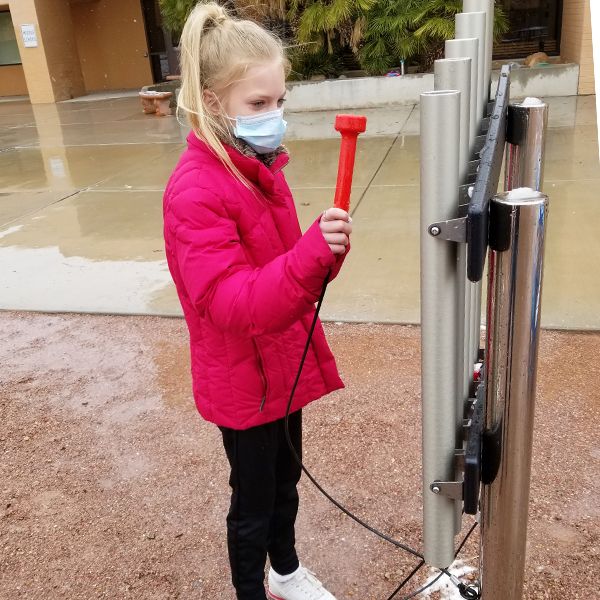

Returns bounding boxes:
[267,565,336,600]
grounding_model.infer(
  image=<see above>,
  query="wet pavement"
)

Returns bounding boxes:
[2,93,599,600]
[0,94,599,328]
[1,312,598,599]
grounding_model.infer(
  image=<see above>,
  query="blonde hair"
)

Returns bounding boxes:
[177,2,289,186]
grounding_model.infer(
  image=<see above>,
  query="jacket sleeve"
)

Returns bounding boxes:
[167,187,350,336]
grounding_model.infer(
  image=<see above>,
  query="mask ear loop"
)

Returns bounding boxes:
[202,88,238,141]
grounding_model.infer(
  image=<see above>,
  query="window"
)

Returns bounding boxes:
[494,0,563,59]
[0,11,21,66]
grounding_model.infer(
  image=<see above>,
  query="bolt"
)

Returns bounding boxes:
[431,485,441,495]
[429,226,441,237]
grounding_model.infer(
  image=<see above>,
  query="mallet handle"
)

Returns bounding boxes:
[333,114,367,212]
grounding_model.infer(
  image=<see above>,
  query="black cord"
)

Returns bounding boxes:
[401,571,445,600]
[386,560,426,600]
[283,270,481,599]
[283,270,422,559]
[397,521,480,600]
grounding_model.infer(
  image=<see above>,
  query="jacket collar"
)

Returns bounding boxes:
[187,131,289,194]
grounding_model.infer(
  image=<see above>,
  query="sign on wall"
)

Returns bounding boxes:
[20,24,38,48]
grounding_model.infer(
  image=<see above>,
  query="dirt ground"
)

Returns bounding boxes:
[0,311,598,599]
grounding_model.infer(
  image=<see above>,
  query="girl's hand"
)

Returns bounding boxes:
[319,207,352,255]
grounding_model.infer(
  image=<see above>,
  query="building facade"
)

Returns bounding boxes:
[0,0,595,103]
[0,0,160,102]
[560,0,595,94]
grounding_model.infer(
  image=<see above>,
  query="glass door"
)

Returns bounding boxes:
[141,0,178,82]
[493,0,563,59]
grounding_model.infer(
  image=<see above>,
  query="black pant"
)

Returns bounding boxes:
[220,411,302,600]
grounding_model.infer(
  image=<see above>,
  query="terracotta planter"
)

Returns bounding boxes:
[138,90,174,116]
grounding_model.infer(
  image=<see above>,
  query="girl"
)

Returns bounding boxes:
[163,4,352,599]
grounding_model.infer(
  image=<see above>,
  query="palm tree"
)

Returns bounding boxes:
[358,0,460,74]
[288,0,376,54]
[158,0,285,35]
[158,0,198,35]
[159,0,509,77]
[291,0,508,75]
[359,0,508,74]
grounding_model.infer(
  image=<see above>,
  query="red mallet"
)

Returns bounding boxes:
[333,114,367,212]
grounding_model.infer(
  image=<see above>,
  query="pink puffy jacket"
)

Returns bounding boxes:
[163,132,349,430]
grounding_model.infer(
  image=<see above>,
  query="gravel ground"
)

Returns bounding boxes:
[0,312,598,599]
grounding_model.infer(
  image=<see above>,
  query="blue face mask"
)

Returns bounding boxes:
[230,108,287,154]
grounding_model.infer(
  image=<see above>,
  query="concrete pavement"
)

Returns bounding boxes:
[0,94,598,329]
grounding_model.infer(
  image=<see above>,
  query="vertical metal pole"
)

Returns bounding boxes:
[484,0,494,103]
[463,0,495,105]
[505,99,549,191]
[480,100,549,599]
[469,281,482,367]
[420,90,461,568]
[444,38,483,394]
[480,189,549,599]
[457,7,491,372]
[456,11,487,121]
[435,59,472,183]
[445,38,479,153]
[434,59,472,535]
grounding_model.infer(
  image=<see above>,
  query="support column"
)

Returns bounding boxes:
[420,90,461,569]
[480,190,549,599]
[9,0,85,103]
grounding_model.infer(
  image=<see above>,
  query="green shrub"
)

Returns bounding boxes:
[287,45,345,80]
[359,0,509,75]
[158,0,198,35]
[159,0,510,77]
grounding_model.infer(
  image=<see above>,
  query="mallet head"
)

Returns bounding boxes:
[335,114,367,135]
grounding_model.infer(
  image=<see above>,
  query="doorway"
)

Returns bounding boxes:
[141,0,179,82]
[494,0,563,59]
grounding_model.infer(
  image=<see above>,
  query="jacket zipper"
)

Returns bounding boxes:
[252,339,268,411]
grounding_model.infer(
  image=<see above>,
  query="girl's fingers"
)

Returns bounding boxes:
[320,219,353,234]
[320,209,352,255]
[323,233,349,246]
[322,208,351,223]
[328,244,347,255]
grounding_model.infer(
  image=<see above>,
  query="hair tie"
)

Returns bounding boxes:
[203,14,226,32]
[211,14,226,27]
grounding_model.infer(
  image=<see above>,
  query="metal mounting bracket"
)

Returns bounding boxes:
[428,216,467,243]
[430,480,463,501]
[429,448,466,501]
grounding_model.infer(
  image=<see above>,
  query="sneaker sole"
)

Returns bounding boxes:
[266,590,285,600]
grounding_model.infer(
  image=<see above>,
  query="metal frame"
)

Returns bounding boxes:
[467,65,511,283]
[419,2,550,596]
